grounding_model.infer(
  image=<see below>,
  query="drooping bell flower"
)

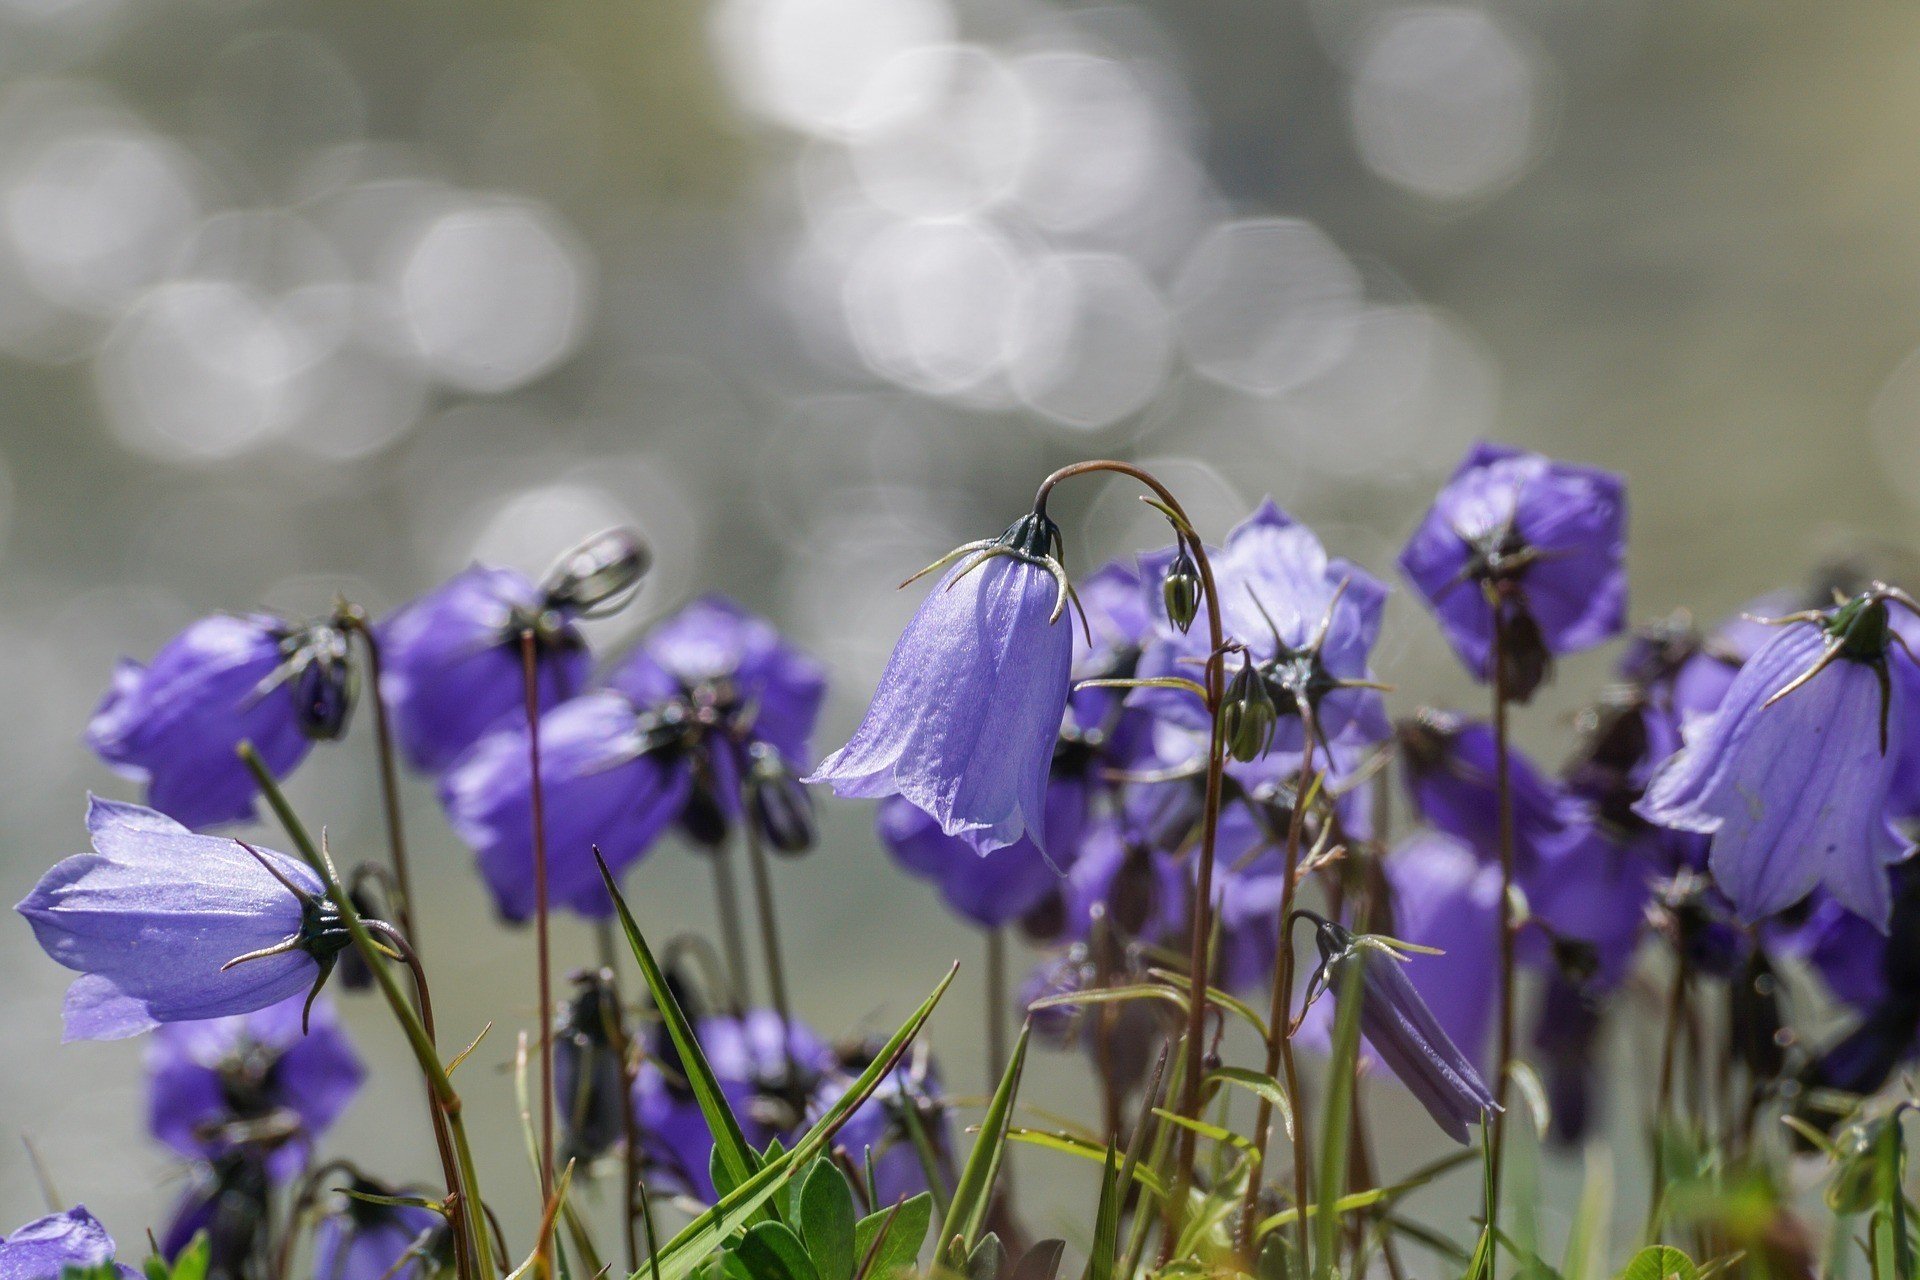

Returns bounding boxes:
[312,1178,446,1280]
[1396,709,1584,874]
[1300,911,1500,1144]
[810,511,1075,855]
[1637,587,1917,929]
[1779,865,1920,1100]
[380,529,646,773]
[1132,499,1389,767]
[631,1009,834,1200]
[161,1152,272,1280]
[811,1042,955,1208]
[147,992,365,1183]
[1399,441,1627,702]
[554,969,629,1167]
[0,1207,133,1280]
[86,613,355,830]
[18,798,352,1040]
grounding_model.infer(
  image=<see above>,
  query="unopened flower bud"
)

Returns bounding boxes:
[1162,547,1201,633]
[541,528,651,613]
[291,627,355,741]
[746,743,814,855]
[1495,602,1552,705]
[1220,661,1277,763]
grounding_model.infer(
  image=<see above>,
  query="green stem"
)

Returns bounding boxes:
[1483,607,1516,1280]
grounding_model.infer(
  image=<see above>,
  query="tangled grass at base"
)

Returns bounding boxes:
[16,442,1920,1280]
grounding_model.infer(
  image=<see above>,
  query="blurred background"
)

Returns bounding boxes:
[3,0,1920,1260]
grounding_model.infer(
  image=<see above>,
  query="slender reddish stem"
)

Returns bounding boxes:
[1033,460,1229,1246]
[520,630,556,1229]
[1485,605,1517,1271]
[340,609,418,951]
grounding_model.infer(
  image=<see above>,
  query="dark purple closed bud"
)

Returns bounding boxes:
[554,970,629,1166]
[163,1153,272,1280]
[745,743,814,855]
[1494,601,1552,704]
[289,627,356,742]
[540,528,651,614]
[1161,546,1201,633]
[678,779,730,850]
[1219,660,1277,763]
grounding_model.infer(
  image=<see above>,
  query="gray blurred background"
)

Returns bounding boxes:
[2,0,1918,1261]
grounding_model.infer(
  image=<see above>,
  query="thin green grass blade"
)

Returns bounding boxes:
[941,1022,1032,1266]
[1082,1144,1122,1280]
[1312,956,1364,1280]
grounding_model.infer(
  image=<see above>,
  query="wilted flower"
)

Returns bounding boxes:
[86,613,355,830]
[147,993,365,1182]
[312,1179,446,1280]
[554,970,629,1166]
[1399,442,1627,701]
[810,511,1075,855]
[0,1207,132,1280]
[1302,911,1500,1144]
[1637,589,1916,928]
[18,798,351,1040]
[1133,500,1389,766]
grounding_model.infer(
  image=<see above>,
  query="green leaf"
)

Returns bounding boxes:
[162,1234,208,1280]
[1206,1068,1292,1140]
[800,1160,859,1280]
[1081,1144,1121,1280]
[737,1224,819,1280]
[853,1193,933,1280]
[940,1022,1032,1265]
[1004,1129,1168,1200]
[1616,1245,1698,1280]
[597,851,763,1213]
[1010,1239,1065,1280]
[964,1234,1005,1280]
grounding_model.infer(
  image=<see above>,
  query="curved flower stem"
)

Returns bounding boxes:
[518,630,557,1252]
[237,744,494,1280]
[1483,606,1518,1278]
[740,792,800,1086]
[1033,460,1229,1245]
[1238,733,1318,1264]
[337,607,419,953]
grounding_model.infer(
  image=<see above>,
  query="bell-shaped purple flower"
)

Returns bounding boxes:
[86,614,354,830]
[1397,709,1587,875]
[1132,499,1389,760]
[0,1208,132,1280]
[377,565,593,774]
[809,512,1075,856]
[1304,912,1500,1144]
[439,691,691,922]
[880,784,1083,930]
[1637,592,1916,928]
[312,1179,445,1280]
[1399,441,1626,700]
[18,798,349,1040]
[147,992,365,1183]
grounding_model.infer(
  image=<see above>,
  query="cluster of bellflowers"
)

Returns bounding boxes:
[15,438,1920,1279]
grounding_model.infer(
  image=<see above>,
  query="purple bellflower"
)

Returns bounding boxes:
[1396,709,1585,874]
[18,798,353,1040]
[811,1042,954,1208]
[0,1208,132,1280]
[1399,441,1627,701]
[1637,588,1918,929]
[86,613,355,830]
[379,529,646,773]
[810,511,1075,856]
[1132,499,1389,765]
[147,993,365,1183]
[440,595,824,921]
[1301,911,1500,1144]
[312,1179,445,1280]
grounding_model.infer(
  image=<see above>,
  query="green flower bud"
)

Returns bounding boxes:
[1220,660,1277,763]
[1162,546,1201,633]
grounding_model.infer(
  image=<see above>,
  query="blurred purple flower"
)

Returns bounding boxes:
[810,513,1075,856]
[879,785,1080,929]
[147,993,364,1183]
[1397,710,1584,874]
[18,798,348,1040]
[1132,499,1389,759]
[1637,594,1914,928]
[1530,973,1605,1146]
[86,613,353,830]
[377,565,593,774]
[0,1207,132,1280]
[1399,441,1626,700]
[161,1153,271,1280]
[812,1045,954,1208]
[312,1180,444,1280]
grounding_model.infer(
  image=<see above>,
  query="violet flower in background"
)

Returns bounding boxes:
[812,1044,954,1208]
[1132,499,1389,764]
[879,793,1070,929]
[86,613,355,830]
[160,1153,271,1280]
[1780,865,1920,1099]
[1399,441,1627,701]
[1304,913,1500,1144]
[18,798,351,1039]
[0,1207,132,1280]
[1638,591,1915,928]
[1397,709,1584,873]
[147,993,365,1182]
[312,1179,445,1280]
[810,511,1074,855]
